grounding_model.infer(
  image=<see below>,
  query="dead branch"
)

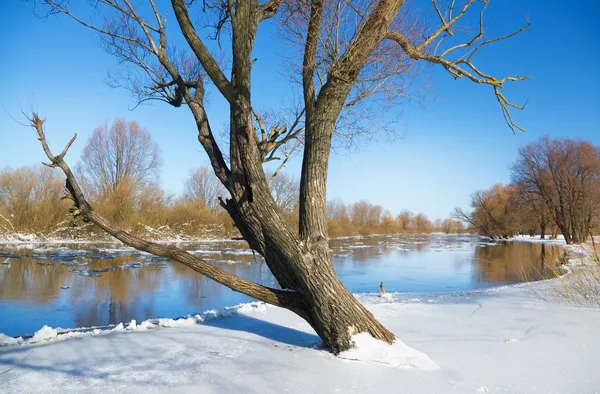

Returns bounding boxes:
[386,0,530,133]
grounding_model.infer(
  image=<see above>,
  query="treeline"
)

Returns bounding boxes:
[1,119,462,238]
[0,164,235,236]
[326,199,464,236]
[0,163,462,238]
[454,136,600,244]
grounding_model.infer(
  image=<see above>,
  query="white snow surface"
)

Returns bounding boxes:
[1,281,599,393]
[338,333,439,370]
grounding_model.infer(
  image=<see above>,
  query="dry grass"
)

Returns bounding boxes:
[522,241,600,307]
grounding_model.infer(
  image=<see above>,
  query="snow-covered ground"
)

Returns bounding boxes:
[1,279,598,393]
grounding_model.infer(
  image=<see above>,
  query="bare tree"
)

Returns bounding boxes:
[326,198,349,221]
[453,184,520,239]
[513,183,551,239]
[33,0,528,352]
[183,166,227,209]
[77,119,162,224]
[512,136,600,244]
[265,170,300,212]
[411,213,432,232]
[441,218,462,234]
[79,119,161,197]
[0,165,67,233]
[396,209,414,231]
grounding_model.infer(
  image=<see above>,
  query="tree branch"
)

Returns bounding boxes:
[385,5,530,134]
[258,0,284,21]
[171,0,234,102]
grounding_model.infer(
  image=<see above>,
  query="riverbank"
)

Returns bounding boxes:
[1,278,599,392]
[1,236,598,393]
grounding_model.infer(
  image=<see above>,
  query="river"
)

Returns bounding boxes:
[0,234,561,337]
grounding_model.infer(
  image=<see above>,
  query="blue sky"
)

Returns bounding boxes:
[1,0,599,220]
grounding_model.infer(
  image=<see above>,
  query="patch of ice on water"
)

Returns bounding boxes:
[188,249,221,255]
[121,262,142,269]
[338,332,439,370]
[221,248,255,255]
[63,261,90,267]
[95,247,151,256]
[71,266,119,277]
[204,258,249,265]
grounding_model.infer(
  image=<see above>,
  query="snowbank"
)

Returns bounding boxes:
[0,282,598,393]
[338,333,439,370]
[4,302,270,347]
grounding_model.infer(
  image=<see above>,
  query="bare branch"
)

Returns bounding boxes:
[171,0,234,102]
[42,0,155,53]
[385,2,531,134]
[258,0,284,21]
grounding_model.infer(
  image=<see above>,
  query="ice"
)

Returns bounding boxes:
[204,258,249,265]
[221,248,255,255]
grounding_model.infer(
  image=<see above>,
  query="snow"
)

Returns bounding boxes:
[338,333,439,370]
[0,334,21,347]
[1,235,599,392]
[28,326,57,344]
[0,280,598,393]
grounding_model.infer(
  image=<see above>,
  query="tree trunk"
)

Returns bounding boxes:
[299,263,395,354]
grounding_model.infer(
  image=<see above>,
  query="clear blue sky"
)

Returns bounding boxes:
[1,0,599,220]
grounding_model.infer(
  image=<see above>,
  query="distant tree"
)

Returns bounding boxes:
[411,213,432,233]
[512,136,600,244]
[79,119,161,196]
[326,198,349,222]
[184,166,226,210]
[0,165,67,232]
[34,0,529,352]
[441,218,462,234]
[382,210,395,230]
[350,200,369,226]
[265,170,299,212]
[513,183,551,239]
[78,119,162,224]
[396,210,414,231]
[454,184,520,239]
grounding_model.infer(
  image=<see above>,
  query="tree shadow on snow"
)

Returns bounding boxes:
[202,314,323,349]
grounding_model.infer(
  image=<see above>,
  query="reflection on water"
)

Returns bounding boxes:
[0,234,562,337]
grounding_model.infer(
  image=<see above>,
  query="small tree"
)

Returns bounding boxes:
[78,119,162,224]
[265,170,300,212]
[411,213,432,233]
[33,0,528,352]
[183,166,226,210]
[0,165,67,233]
[454,184,520,239]
[396,209,414,231]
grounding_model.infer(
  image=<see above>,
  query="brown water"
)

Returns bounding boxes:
[0,234,562,337]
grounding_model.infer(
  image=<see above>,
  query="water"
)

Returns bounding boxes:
[0,234,561,337]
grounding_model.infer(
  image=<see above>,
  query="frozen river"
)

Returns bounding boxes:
[0,234,561,337]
